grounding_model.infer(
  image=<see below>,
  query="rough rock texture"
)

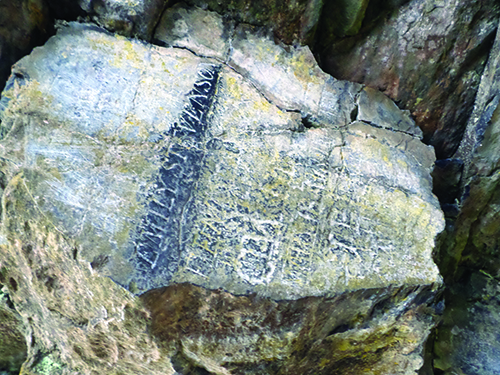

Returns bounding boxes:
[430,21,500,375]
[182,0,323,45]
[0,206,174,375]
[0,0,169,98]
[0,284,26,374]
[44,0,167,39]
[441,22,500,282]
[433,272,500,374]
[317,0,370,39]
[314,1,500,372]
[0,18,443,299]
[0,11,445,374]
[142,283,443,375]
[320,0,500,159]
[0,0,51,93]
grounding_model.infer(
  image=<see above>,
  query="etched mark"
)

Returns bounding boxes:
[236,235,280,285]
[131,65,220,289]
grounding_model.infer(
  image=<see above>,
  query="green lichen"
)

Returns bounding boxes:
[30,355,64,375]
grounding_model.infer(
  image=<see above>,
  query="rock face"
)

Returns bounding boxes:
[0,8,444,375]
[181,0,323,44]
[0,0,50,93]
[320,0,500,159]
[317,0,370,39]
[441,20,500,281]
[432,21,500,375]
[143,283,442,375]
[0,284,26,374]
[433,272,500,375]
[42,0,167,39]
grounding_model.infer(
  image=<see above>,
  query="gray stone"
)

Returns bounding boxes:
[439,20,500,281]
[45,0,166,39]
[0,15,444,374]
[154,4,232,61]
[0,21,443,299]
[432,18,500,375]
[320,0,500,159]
[456,19,500,183]
[356,87,422,138]
[180,0,323,44]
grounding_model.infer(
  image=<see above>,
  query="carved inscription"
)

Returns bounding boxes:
[178,134,427,292]
[181,148,333,287]
[131,65,220,288]
[121,66,435,297]
[0,24,441,301]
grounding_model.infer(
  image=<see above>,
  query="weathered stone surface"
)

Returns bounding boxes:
[155,5,423,135]
[431,19,500,375]
[142,282,442,375]
[356,87,422,138]
[456,20,500,185]
[154,4,233,61]
[0,284,26,374]
[0,204,174,374]
[320,0,500,159]
[434,272,500,374]
[0,11,444,374]
[1,21,442,299]
[0,0,50,93]
[181,0,322,45]
[439,21,500,281]
[44,0,166,39]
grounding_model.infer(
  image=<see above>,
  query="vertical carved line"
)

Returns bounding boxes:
[131,64,220,289]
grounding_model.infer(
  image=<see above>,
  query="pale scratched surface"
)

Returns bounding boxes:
[0,22,444,300]
[174,68,443,298]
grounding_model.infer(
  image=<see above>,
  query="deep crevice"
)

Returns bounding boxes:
[0,284,16,310]
[149,0,177,43]
[350,105,359,122]
[301,114,318,129]
[328,323,351,335]
[171,351,212,375]
[357,119,421,138]
[8,277,18,292]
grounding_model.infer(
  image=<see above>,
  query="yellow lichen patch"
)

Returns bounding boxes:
[113,38,144,69]
[288,47,326,86]
[223,75,241,101]
[0,81,50,124]
[113,113,152,142]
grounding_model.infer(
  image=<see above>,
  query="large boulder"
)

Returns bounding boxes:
[0,10,444,374]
